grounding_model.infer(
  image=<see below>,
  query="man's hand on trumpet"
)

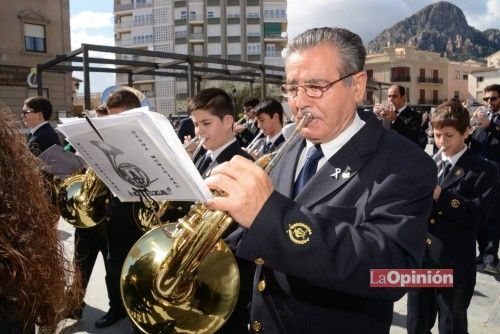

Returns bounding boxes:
[205,155,273,229]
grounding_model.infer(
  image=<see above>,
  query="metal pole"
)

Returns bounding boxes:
[36,65,43,96]
[187,60,194,97]
[260,67,266,100]
[128,72,133,87]
[82,46,91,110]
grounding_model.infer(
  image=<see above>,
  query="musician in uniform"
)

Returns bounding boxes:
[205,27,436,333]
[468,84,500,274]
[94,89,144,329]
[235,97,260,147]
[248,98,285,157]
[407,100,498,334]
[374,85,424,148]
[22,96,61,156]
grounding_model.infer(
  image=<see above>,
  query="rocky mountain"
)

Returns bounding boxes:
[367,1,500,62]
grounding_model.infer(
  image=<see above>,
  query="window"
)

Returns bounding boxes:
[207,11,214,18]
[478,76,484,82]
[24,23,46,52]
[462,74,468,80]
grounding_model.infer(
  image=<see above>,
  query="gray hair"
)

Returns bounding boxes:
[286,27,366,85]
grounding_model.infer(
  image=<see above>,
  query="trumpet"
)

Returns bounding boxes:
[245,130,264,152]
[120,112,314,334]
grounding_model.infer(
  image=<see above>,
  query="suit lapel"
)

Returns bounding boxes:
[295,118,382,208]
[441,151,469,189]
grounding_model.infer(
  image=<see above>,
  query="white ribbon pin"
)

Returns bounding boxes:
[331,168,342,179]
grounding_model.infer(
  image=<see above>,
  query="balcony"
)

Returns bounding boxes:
[265,51,282,57]
[417,99,444,105]
[114,3,134,12]
[134,19,153,27]
[189,14,203,22]
[190,50,204,57]
[264,32,287,40]
[417,77,443,84]
[135,2,152,9]
[390,75,411,82]
[115,21,133,30]
[189,33,204,40]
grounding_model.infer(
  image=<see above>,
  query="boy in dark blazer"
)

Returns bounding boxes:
[22,96,60,156]
[407,100,498,334]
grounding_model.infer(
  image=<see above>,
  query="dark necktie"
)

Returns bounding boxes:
[263,141,272,154]
[438,161,451,185]
[294,145,324,196]
[197,154,213,175]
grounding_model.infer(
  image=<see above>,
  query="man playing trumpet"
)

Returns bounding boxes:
[205,27,436,333]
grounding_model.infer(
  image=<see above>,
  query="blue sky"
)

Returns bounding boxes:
[69,0,499,93]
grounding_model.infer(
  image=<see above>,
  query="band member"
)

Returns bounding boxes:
[205,27,436,333]
[235,97,260,147]
[407,100,498,334]
[469,84,500,274]
[22,96,61,156]
[190,88,253,178]
[94,89,143,329]
[0,107,81,333]
[248,98,285,157]
[187,88,254,334]
[374,85,424,147]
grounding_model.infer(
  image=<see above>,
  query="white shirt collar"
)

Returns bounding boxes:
[31,121,49,134]
[267,131,283,144]
[206,138,237,161]
[295,112,365,178]
[442,145,467,167]
[397,105,407,115]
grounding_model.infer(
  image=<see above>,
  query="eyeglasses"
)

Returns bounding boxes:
[280,72,357,99]
[483,96,498,102]
[21,108,37,116]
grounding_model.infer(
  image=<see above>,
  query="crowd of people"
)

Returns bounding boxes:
[0,26,499,334]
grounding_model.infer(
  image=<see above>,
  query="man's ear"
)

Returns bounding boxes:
[223,114,234,128]
[351,71,367,104]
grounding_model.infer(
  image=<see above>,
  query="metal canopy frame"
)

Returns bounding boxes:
[36,44,286,111]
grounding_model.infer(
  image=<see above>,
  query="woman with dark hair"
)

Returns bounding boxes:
[0,104,81,333]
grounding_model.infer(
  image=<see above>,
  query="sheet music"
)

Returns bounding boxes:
[37,144,87,178]
[57,108,212,202]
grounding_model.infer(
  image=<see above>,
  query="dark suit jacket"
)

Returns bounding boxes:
[195,140,253,178]
[237,120,259,147]
[385,106,423,147]
[425,150,498,287]
[233,113,436,333]
[469,112,500,167]
[27,122,61,156]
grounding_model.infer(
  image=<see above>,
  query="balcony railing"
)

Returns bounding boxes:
[418,99,444,105]
[189,33,204,40]
[175,31,188,38]
[190,50,204,57]
[115,21,133,30]
[264,33,286,39]
[188,14,203,22]
[134,19,153,27]
[417,77,443,84]
[114,3,134,11]
[391,76,411,82]
[135,2,152,8]
[265,51,282,57]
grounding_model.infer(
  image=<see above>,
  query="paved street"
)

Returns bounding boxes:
[55,218,500,334]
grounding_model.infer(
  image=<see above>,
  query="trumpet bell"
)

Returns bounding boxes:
[56,174,108,228]
[121,223,240,334]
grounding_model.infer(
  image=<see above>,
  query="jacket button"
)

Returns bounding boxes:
[258,279,266,292]
[255,257,265,265]
[251,320,262,332]
[430,218,436,224]
[426,238,432,245]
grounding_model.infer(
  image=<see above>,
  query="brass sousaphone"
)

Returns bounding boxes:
[120,112,312,334]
